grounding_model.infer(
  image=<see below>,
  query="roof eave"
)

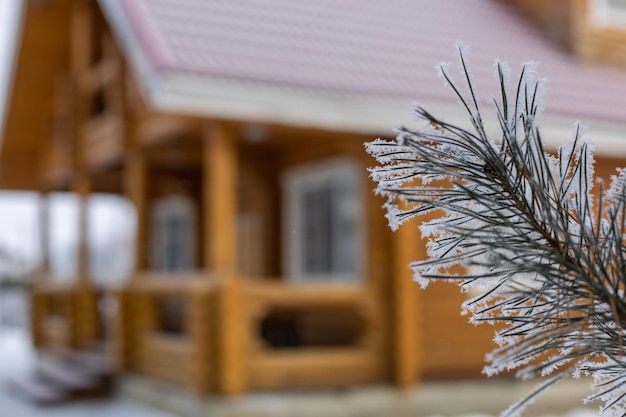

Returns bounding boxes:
[99,0,626,158]
[150,71,626,158]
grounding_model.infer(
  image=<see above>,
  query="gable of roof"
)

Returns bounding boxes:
[100,0,626,154]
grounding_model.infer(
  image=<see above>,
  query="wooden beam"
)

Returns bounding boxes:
[70,1,94,75]
[393,215,423,388]
[203,124,245,395]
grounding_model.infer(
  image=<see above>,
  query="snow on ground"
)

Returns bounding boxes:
[0,326,177,417]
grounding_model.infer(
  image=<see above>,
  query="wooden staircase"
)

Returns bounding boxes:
[6,348,114,405]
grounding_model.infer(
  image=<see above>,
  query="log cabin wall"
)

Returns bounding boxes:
[237,141,282,278]
[418,154,626,379]
[147,157,204,270]
[284,130,392,376]
[421,282,497,378]
[509,0,626,69]
[508,0,576,50]
[571,0,626,68]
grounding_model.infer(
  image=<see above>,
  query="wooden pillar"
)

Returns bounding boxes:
[30,192,50,348]
[75,170,90,287]
[203,124,245,395]
[70,0,93,288]
[73,168,99,348]
[393,216,422,388]
[189,288,214,393]
[204,124,237,271]
[37,192,50,281]
[125,143,148,274]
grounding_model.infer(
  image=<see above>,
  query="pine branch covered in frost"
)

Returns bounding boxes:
[366,44,626,417]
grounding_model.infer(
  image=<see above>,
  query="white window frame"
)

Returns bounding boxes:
[282,157,365,283]
[590,0,626,27]
[150,194,197,272]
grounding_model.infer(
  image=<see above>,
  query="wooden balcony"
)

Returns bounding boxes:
[76,36,126,171]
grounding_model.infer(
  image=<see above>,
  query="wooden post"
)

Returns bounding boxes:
[70,0,93,288]
[37,192,50,282]
[204,124,237,271]
[70,1,98,348]
[73,163,99,348]
[393,216,422,388]
[203,124,245,395]
[125,142,148,274]
[75,170,90,287]
[188,288,213,393]
[30,192,51,348]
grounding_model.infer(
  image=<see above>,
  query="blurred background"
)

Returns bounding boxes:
[1,1,626,416]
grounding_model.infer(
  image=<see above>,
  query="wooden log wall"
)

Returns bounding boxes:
[237,145,281,277]
[233,131,393,389]
[508,0,576,50]
[509,0,626,69]
[421,281,497,378]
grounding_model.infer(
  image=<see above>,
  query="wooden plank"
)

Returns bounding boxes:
[244,281,367,306]
[129,273,218,295]
[136,333,193,386]
[136,113,200,147]
[248,349,384,390]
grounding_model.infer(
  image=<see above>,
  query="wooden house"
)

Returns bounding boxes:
[3,0,626,405]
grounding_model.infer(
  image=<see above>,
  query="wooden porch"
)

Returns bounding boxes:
[19,0,498,402]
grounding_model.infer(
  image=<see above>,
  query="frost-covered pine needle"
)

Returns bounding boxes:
[366,45,626,417]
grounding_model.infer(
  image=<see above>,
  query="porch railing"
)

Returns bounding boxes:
[115,272,218,392]
[117,273,385,394]
[242,281,385,390]
[30,280,99,353]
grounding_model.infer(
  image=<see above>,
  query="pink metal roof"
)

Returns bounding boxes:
[105,0,626,124]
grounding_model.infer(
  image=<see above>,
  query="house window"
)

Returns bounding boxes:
[150,195,196,272]
[283,158,363,282]
[591,0,626,26]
